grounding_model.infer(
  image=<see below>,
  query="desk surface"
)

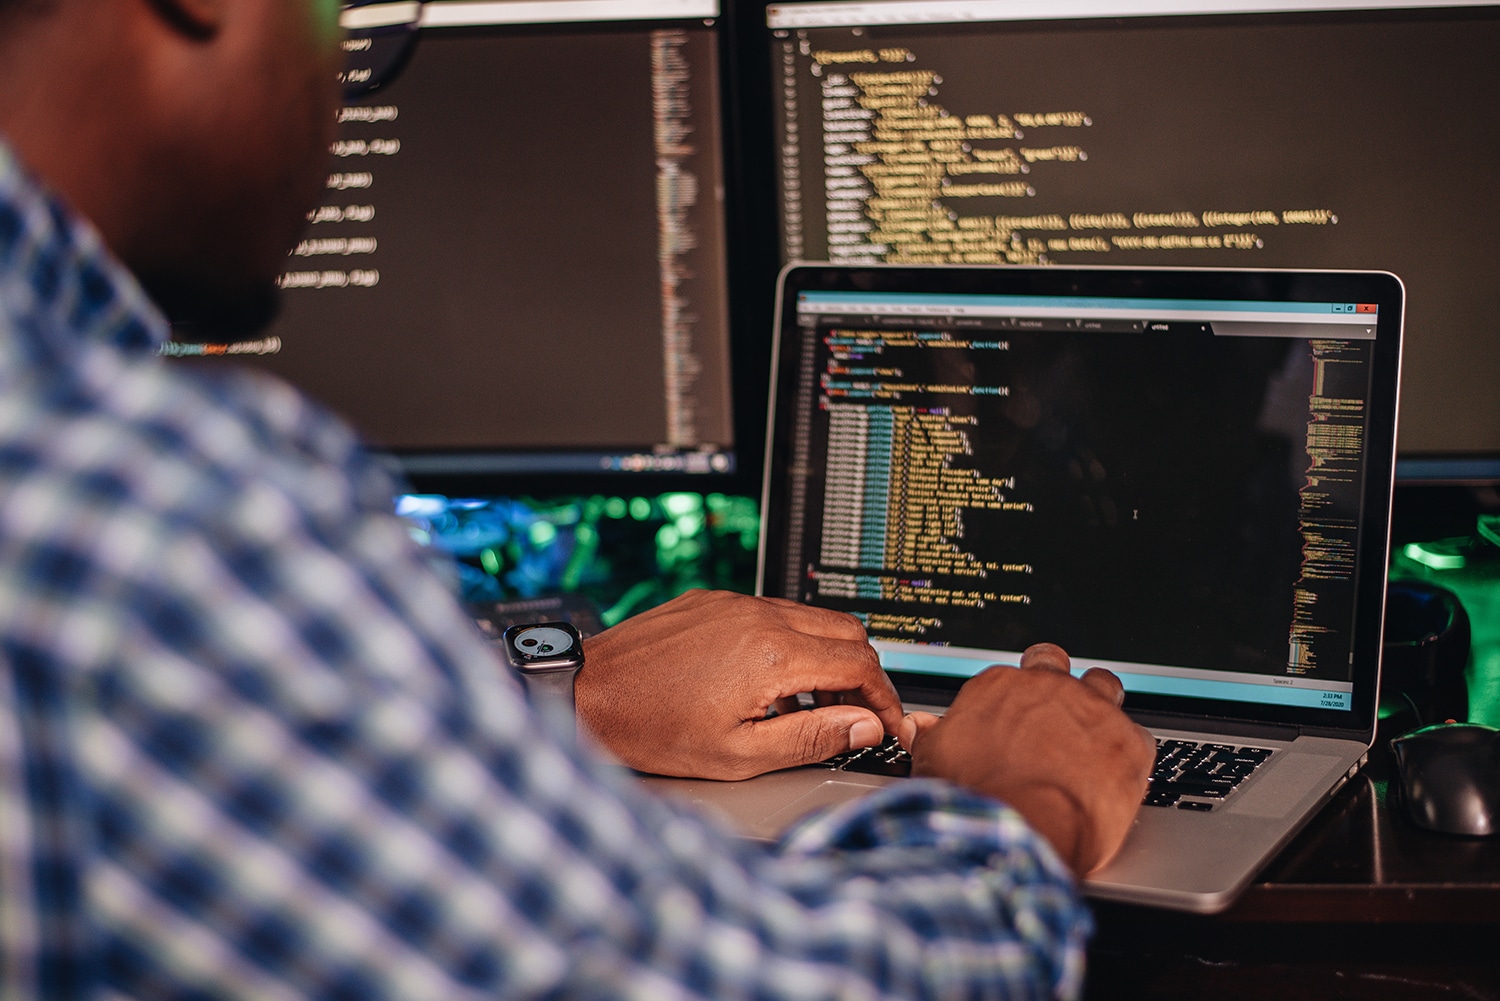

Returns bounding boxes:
[1219,721,1500,924]
[1085,721,1500,999]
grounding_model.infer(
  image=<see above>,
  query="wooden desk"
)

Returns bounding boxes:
[1084,723,1500,999]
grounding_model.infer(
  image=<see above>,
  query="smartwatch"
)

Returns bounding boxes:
[502,621,585,714]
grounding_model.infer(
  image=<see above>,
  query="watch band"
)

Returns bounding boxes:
[517,666,579,709]
[503,622,584,739]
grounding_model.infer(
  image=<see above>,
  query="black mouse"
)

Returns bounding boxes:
[1390,723,1500,837]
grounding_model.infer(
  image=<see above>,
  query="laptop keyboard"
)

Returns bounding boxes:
[818,736,914,776]
[1147,739,1274,810]
[817,736,1277,812]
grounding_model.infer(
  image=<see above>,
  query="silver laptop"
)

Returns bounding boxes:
[644,263,1402,913]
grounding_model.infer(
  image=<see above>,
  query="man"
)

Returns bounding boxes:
[0,1,1155,998]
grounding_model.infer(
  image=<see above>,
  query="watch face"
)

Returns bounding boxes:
[503,622,583,669]
[511,625,576,659]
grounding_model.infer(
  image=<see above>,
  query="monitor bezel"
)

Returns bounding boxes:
[759,263,1404,739]
[345,7,774,499]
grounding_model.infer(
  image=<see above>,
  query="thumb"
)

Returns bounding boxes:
[898,710,941,752]
[746,707,886,770]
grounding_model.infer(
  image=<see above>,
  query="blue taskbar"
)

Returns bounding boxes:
[875,642,1355,711]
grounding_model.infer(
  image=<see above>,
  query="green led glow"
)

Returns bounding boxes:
[1479,514,1500,549]
[537,502,579,526]
[604,496,628,519]
[602,580,659,627]
[479,547,502,576]
[561,522,598,593]
[1391,531,1500,728]
[629,497,652,521]
[1402,542,1466,571]
[529,521,557,547]
[657,525,681,550]
[662,493,702,518]
[706,494,761,540]
[675,513,706,539]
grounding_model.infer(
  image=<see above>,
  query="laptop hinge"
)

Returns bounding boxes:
[1128,710,1301,742]
[896,683,962,708]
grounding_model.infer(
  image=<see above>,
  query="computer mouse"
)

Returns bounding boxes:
[1390,723,1500,837]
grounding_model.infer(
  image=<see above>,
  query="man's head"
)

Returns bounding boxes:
[0,0,345,334]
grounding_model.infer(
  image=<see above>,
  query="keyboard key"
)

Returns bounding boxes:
[1176,786,1224,804]
[822,735,1275,805]
[842,754,914,777]
[1141,737,1277,807]
[817,751,859,769]
[822,736,913,777]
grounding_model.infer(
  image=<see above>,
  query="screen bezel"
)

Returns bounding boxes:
[759,263,1404,738]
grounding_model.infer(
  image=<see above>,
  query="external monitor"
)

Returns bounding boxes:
[169,0,755,493]
[759,0,1500,484]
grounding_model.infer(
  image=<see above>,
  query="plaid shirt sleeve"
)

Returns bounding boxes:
[0,142,1090,1001]
[73,490,1090,1000]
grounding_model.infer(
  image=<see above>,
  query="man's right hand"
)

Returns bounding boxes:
[577,589,903,781]
[898,643,1155,876]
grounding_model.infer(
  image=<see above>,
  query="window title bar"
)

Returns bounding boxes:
[767,0,1492,29]
[798,291,1378,317]
[796,292,1381,336]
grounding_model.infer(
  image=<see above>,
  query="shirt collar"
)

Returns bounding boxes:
[0,136,170,356]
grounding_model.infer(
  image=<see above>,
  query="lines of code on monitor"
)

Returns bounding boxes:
[782,308,1376,685]
[175,17,735,478]
[769,6,1500,462]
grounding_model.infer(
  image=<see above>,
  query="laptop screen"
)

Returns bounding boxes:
[761,266,1402,732]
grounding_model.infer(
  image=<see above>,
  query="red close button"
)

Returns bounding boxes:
[1356,303,1378,313]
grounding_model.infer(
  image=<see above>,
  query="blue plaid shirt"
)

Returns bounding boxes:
[0,139,1090,1000]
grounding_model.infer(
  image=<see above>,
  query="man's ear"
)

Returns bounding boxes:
[146,0,225,39]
